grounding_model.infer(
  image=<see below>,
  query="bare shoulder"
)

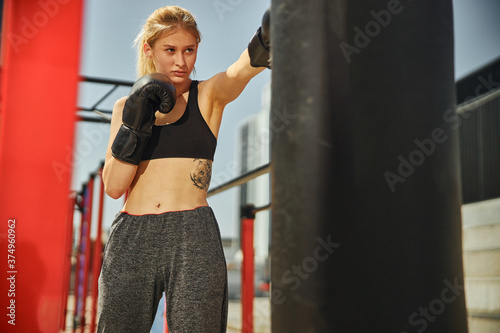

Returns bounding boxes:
[197,77,221,111]
[197,72,232,110]
[196,77,225,137]
[197,74,222,100]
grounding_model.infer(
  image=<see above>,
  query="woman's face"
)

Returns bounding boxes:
[145,28,198,85]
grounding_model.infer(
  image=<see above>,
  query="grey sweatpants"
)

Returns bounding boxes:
[97,206,228,333]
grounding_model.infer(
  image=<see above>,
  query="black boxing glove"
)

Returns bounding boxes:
[248,8,271,68]
[111,73,176,165]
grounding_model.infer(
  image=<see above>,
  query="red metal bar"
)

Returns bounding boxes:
[89,171,105,332]
[60,193,77,331]
[72,193,85,333]
[241,215,255,333]
[0,1,83,331]
[81,176,95,331]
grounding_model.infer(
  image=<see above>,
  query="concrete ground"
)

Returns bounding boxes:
[227,298,271,333]
[63,295,271,333]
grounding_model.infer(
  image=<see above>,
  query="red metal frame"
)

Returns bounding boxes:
[89,171,105,331]
[241,216,255,333]
[0,1,83,331]
[61,193,77,331]
[81,176,95,331]
[72,178,95,333]
[72,194,85,333]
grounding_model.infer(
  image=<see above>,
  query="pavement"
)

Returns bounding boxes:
[64,295,271,333]
[227,298,271,333]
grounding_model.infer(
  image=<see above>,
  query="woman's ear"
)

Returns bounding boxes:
[143,43,153,58]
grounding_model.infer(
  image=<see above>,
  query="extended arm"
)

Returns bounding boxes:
[207,9,271,108]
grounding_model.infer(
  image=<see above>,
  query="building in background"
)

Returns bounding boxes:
[456,56,500,333]
[237,82,272,286]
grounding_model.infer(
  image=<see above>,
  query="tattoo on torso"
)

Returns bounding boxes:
[190,159,212,191]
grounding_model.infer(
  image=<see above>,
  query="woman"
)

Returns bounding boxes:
[98,5,270,333]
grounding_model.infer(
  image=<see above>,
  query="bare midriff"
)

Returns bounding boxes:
[121,157,212,215]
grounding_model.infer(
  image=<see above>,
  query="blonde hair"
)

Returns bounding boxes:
[135,6,201,77]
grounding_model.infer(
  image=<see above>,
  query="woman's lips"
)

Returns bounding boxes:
[172,71,186,77]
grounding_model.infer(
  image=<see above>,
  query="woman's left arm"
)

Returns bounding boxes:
[208,50,267,108]
[206,8,271,108]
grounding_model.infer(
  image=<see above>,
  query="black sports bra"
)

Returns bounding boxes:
[141,80,217,161]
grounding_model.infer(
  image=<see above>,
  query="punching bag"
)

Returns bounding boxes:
[270,0,468,332]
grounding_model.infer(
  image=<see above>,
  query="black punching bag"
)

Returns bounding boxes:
[270,0,468,332]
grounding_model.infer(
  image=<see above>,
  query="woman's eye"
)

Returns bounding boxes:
[165,48,175,52]
[185,48,194,53]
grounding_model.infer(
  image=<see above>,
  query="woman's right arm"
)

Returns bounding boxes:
[102,96,138,199]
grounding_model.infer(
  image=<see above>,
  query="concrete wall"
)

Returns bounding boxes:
[462,197,500,332]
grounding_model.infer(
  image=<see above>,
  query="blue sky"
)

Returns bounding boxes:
[73,0,500,238]
[453,0,500,77]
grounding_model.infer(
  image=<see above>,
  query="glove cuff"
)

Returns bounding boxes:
[111,124,150,165]
[248,27,271,68]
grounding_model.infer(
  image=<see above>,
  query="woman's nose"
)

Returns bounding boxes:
[175,52,186,67]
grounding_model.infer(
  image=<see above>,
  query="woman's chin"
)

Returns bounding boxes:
[168,75,190,85]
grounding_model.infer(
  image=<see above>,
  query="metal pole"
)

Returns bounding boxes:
[80,75,134,87]
[270,0,467,332]
[0,0,83,331]
[81,176,95,331]
[241,204,256,333]
[72,190,85,333]
[90,171,105,332]
[61,193,77,331]
[207,163,271,198]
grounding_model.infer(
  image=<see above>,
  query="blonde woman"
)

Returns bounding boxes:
[97,5,270,333]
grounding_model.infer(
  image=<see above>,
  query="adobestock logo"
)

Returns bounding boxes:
[384,128,448,192]
[384,73,500,192]
[340,0,404,64]
[212,0,243,21]
[7,0,71,53]
[400,277,464,333]
[52,125,108,183]
[271,235,341,311]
